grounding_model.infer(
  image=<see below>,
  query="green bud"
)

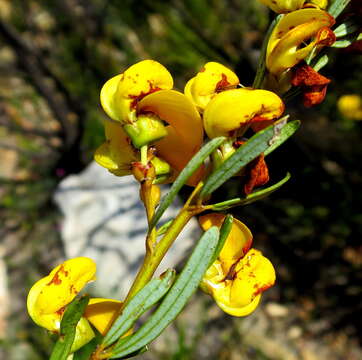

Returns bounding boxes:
[123,114,168,149]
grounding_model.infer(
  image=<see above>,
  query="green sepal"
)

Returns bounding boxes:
[151,156,171,176]
[123,115,167,148]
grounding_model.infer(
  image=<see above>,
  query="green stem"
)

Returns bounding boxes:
[121,205,204,307]
[140,145,148,165]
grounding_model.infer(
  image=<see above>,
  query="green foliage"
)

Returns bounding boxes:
[109,227,220,358]
[50,296,90,360]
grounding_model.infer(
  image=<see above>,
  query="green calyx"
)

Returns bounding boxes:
[123,114,168,149]
[151,156,172,184]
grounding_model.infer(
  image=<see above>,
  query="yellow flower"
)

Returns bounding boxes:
[94,121,138,177]
[337,94,362,120]
[184,62,239,112]
[257,0,327,13]
[203,88,284,138]
[266,8,335,76]
[27,257,124,352]
[199,214,276,316]
[97,60,204,185]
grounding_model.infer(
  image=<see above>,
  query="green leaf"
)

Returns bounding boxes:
[264,119,300,156]
[50,296,90,360]
[149,137,226,230]
[200,118,295,198]
[334,18,360,38]
[332,32,362,48]
[109,227,220,358]
[208,214,233,267]
[73,335,102,360]
[209,172,291,211]
[328,0,351,18]
[103,269,176,347]
[312,54,329,72]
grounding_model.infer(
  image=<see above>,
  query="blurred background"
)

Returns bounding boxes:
[0,0,361,359]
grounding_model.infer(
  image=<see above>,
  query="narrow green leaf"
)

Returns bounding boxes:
[103,269,176,347]
[109,227,220,358]
[332,32,361,48]
[264,120,300,156]
[208,214,233,267]
[328,0,351,18]
[149,137,226,230]
[312,54,329,72]
[112,346,148,359]
[200,118,292,198]
[209,173,291,211]
[73,335,102,360]
[253,15,282,89]
[50,296,90,360]
[334,18,360,38]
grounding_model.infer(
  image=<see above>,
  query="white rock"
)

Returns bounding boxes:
[54,162,200,299]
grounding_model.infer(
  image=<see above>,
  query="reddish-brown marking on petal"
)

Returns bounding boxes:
[129,81,162,109]
[199,67,206,72]
[292,64,330,107]
[242,239,253,255]
[215,73,231,92]
[56,307,66,316]
[253,283,273,296]
[243,154,270,195]
[47,265,65,286]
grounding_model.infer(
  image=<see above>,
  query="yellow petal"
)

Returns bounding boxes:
[257,0,305,13]
[70,317,95,353]
[100,60,173,123]
[216,292,262,317]
[266,9,335,75]
[184,62,239,112]
[27,276,62,331]
[203,88,284,138]
[100,74,123,121]
[33,257,96,316]
[199,214,253,272]
[231,249,276,307]
[85,298,124,336]
[310,0,328,8]
[137,89,204,185]
[94,121,138,176]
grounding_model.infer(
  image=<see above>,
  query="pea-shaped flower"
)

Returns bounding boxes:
[266,8,335,76]
[203,88,285,138]
[199,214,276,316]
[27,257,124,352]
[257,0,327,13]
[184,62,240,112]
[97,60,204,185]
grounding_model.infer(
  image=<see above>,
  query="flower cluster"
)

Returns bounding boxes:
[27,1,353,357]
[27,258,128,352]
[199,214,276,316]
